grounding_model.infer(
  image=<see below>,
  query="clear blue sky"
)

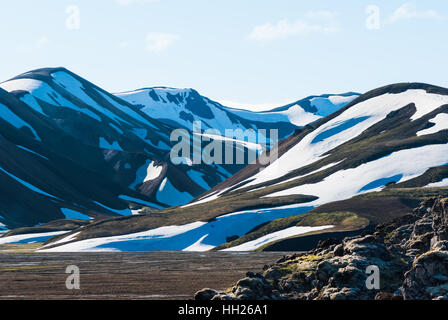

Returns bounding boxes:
[0,0,447,110]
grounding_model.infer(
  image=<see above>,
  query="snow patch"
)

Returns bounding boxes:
[99,137,123,151]
[1,78,102,122]
[129,160,163,189]
[266,144,448,207]
[60,208,92,220]
[0,102,40,140]
[0,231,68,245]
[0,166,57,199]
[39,222,207,252]
[93,201,132,216]
[416,113,448,136]
[238,90,448,190]
[425,178,448,188]
[221,225,334,251]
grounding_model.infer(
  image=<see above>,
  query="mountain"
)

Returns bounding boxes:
[38,82,448,252]
[116,87,359,139]
[0,67,354,229]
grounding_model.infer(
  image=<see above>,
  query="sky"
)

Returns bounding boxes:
[0,0,447,111]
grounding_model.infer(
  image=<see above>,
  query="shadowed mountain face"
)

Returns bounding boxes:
[38,82,448,252]
[0,67,355,229]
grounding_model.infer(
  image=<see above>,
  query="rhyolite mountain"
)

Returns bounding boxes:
[38,82,448,252]
[0,67,355,229]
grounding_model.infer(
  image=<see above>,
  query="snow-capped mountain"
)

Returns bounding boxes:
[0,68,242,228]
[116,87,359,139]
[0,67,354,229]
[40,82,448,252]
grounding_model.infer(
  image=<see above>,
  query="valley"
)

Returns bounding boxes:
[0,251,286,300]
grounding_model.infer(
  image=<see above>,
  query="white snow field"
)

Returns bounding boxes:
[221,225,334,251]
[0,231,68,245]
[0,78,102,122]
[39,204,314,252]
[129,160,163,189]
[60,208,92,220]
[425,178,448,188]
[266,144,448,205]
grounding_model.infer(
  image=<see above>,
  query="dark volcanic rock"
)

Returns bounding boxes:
[402,250,448,300]
[194,288,221,300]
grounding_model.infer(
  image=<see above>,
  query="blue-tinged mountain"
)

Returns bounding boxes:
[0,68,239,228]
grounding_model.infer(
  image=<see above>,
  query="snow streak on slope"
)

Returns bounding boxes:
[129,160,163,189]
[221,225,334,251]
[39,222,208,252]
[116,88,256,135]
[416,113,448,136]
[266,144,448,204]
[156,178,194,206]
[0,231,69,244]
[0,78,102,122]
[234,90,448,190]
[0,102,40,140]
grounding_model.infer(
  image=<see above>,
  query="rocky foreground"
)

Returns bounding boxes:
[195,197,448,300]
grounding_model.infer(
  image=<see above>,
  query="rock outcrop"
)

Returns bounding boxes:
[195,197,448,300]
